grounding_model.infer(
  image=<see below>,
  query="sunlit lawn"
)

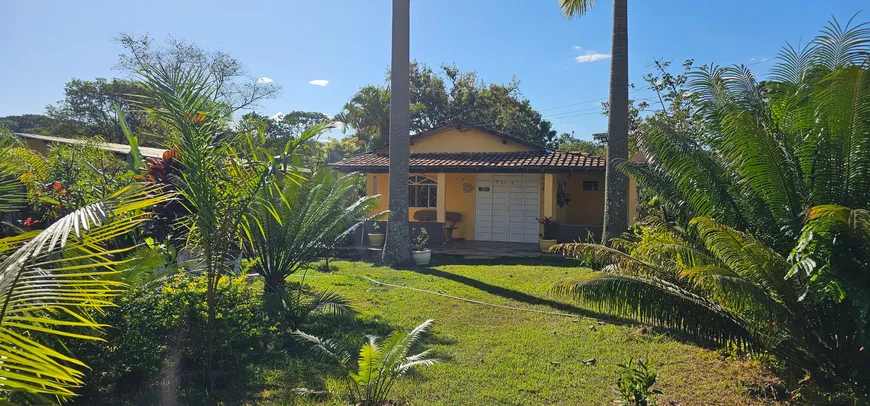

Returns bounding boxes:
[239,257,779,406]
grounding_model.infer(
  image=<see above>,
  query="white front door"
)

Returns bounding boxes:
[475,174,540,243]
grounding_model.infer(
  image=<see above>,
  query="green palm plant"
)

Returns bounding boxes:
[245,169,380,327]
[551,17,870,395]
[0,185,169,403]
[335,86,391,151]
[129,62,310,388]
[294,319,437,406]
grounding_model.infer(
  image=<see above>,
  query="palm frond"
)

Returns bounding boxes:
[559,0,596,19]
[811,15,870,71]
[690,217,798,303]
[308,289,355,318]
[551,272,755,348]
[0,185,169,399]
[292,329,352,369]
[552,242,667,279]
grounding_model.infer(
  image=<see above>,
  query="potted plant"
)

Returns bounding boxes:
[537,217,559,252]
[368,222,385,247]
[411,227,431,265]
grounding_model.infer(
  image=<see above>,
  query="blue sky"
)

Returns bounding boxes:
[1,0,865,140]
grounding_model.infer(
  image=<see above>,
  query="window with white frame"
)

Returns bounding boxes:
[408,176,437,207]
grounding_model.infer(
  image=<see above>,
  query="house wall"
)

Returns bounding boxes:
[365,172,474,240]
[365,170,609,242]
[558,172,606,226]
[444,173,476,240]
[408,128,536,154]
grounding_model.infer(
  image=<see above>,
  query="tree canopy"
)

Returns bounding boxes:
[338,62,558,149]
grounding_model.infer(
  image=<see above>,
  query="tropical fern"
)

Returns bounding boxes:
[0,185,169,403]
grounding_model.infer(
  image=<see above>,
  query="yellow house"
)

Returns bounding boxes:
[331,120,638,244]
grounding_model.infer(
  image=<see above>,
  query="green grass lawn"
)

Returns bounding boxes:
[240,257,780,405]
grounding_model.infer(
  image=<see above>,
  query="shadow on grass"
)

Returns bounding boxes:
[405,265,619,323]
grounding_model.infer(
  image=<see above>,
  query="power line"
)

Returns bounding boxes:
[538,85,653,113]
[548,108,653,120]
[543,96,658,119]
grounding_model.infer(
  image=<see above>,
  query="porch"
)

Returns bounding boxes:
[433,240,549,259]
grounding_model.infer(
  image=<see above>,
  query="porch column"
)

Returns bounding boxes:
[543,173,556,218]
[436,172,447,223]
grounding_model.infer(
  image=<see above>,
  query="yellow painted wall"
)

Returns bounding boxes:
[366,173,444,222]
[562,172,606,225]
[366,173,390,217]
[408,128,536,154]
[444,173,476,240]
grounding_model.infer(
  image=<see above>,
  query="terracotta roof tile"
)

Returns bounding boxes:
[330,151,605,173]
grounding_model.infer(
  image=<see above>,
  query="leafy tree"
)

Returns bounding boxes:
[239,110,332,156]
[314,136,363,165]
[437,63,557,146]
[554,132,606,156]
[341,62,559,149]
[45,78,155,144]
[552,18,870,396]
[561,0,630,244]
[116,34,279,112]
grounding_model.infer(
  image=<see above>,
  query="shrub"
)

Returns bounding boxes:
[71,274,272,402]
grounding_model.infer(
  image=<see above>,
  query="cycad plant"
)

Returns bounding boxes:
[0,185,168,403]
[294,319,437,406]
[551,17,870,395]
[245,168,380,327]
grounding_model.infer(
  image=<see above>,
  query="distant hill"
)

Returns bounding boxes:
[0,114,56,135]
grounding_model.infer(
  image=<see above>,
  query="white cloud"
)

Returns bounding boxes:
[572,45,582,50]
[748,58,757,62]
[257,77,273,83]
[575,51,611,64]
[270,112,284,121]
[309,79,329,87]
[761,57,771,62]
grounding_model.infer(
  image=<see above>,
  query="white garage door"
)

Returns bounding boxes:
[474,174,541,243]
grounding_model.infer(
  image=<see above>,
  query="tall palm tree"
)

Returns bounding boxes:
[560,0,630,244]
[382,0,412,266]
[335,86,391,151]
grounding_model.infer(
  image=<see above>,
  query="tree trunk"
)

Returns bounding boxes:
[602,0,630,245]
[204,256,216,392]
[382,0,412,266]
